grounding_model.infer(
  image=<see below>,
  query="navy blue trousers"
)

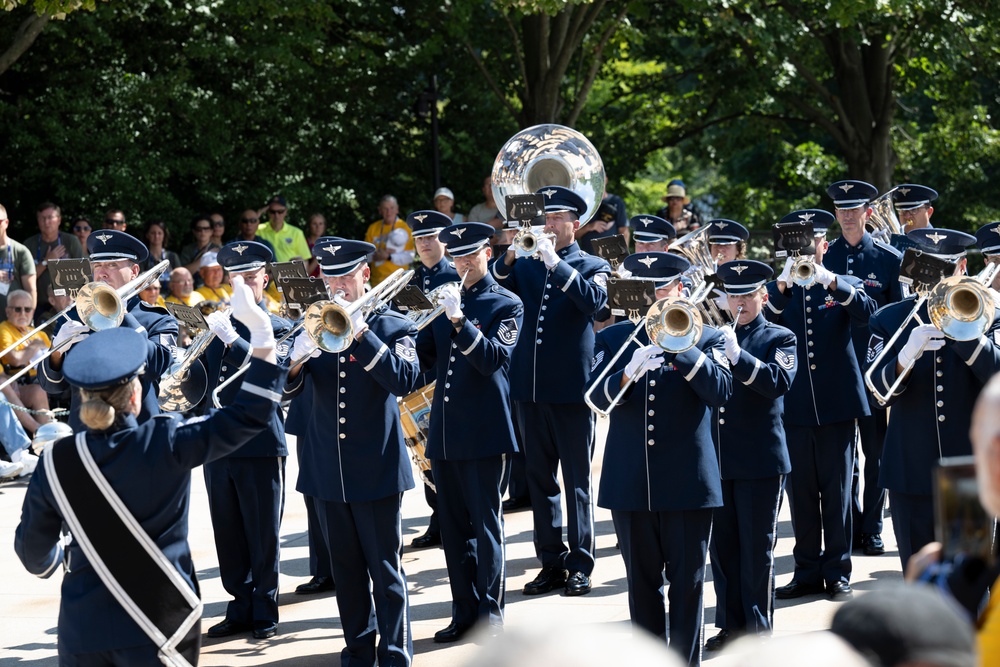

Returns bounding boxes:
[303,493,332,579]
[203,456,285,625]
[434,456,507,628]
[421,470,440,537]
[516,401,595,575]
[889,491,935,572]
[710,476,783,636]
[57,625,199,667]
[852,410,887,535]
[316,494,412,667]
[785,421,854,585]
[505,401,528,499]
[613,508,713,667]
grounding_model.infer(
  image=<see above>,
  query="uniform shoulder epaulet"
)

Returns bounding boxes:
[874,239,902,258]
[490,284,519,301]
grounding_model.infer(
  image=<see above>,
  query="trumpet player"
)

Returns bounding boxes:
[200,241,292,640]
[39,230,178,430]
[284,239,421,666]
[767,214,877,601]
[867,228,1000,571]
[590,252,732,666]
[706,260,796,652]
[491,185,612,598]
[415,222,524,642]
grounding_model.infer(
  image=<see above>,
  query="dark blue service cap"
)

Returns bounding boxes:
[718,259,773,295]
[87,229,149,264]
[907,228,976,259]
[827,180,878,210]
[976,222,1000,255]
[706,219,749,245]
[218,240,273,273]
[535,185,587,218]
[621,251,690,288]
[63,328,147,391]
[779,209,835,236]
[267,195,287,208]
[407,210,452,238]
[630,215,676,243]
[313,239,376,277]
[440,222,494,257]
[892,184,938,211]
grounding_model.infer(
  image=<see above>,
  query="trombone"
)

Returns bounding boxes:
[0,260,171,392]
[864,262,999,405]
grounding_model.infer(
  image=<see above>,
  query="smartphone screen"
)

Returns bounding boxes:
[934,456,996,564]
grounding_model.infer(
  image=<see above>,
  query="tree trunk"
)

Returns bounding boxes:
[0,12,51,79]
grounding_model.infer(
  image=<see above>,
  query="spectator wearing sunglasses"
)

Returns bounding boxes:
[0,289,51,436]
[72,218,92,257]
[255,195,311,264]
[230,209,276,258]
[179,215,222,288]
[209,212,227,248]
[103,209,127,233]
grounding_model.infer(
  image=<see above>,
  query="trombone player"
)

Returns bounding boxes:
[866,227,1000,571]
[590,251,732,666]
[39,230,177,430]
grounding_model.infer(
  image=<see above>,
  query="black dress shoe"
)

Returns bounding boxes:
[433,621,472,643]
[206,619,252,638]
[564,571,592,596]
[411,530,442,549]
[502,495,531,512]
[827,581,854,600]
[252,621,278,639]
[522,566,568,595]
[705,630,735,651]
[295,575,335,594]
[775,580,825,599]
[862,533,885,556]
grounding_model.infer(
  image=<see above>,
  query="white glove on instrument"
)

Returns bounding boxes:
[777,257,794,286]
[813,263,837,288]
[230,275,274,348]
[871,227,890,243]
[291,330,321,363]
[439,283,463,321]
[898,323,945,369]
[52,320,90,352]
[205,310,240,345]
[720,325,741,364]
[624,344,665,381]
[535,235,560,270]
[616,265,633,279]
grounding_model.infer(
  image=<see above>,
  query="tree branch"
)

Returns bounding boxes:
[567,1,628,126]
[461,40,521,121]
[0,12,51,79]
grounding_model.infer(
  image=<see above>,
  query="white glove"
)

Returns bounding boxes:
[898,323,945,369]
[813,263,837,288]
[52,320,90,352]
[713,295,730,312]
[205,310,239,345]
[230,275,274,348]
[616,266,633,279]
[535,235,560,270]
[720,325,741,364]
[777,257,794,286]
[439,283,463,321]
[291,331,321,363]
[350,304,368,339]
[624,344,665,381]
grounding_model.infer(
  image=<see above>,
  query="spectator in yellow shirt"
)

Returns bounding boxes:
[0,289,51,432]
[195,252,232,307]
[365,195,414,285]
[165,267,204,307]
[256,195,311,263]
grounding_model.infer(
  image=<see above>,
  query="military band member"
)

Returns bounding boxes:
[975,221,1000,292]
[492,185,612,597]
[889,184,938,252]
[630,214,676,253]
[705,219,749,264]
[40,230,178,431]
[767,215,877,601]
[199,241,291,640]
[867,228,1000,571]
[15,279,284,667]
[406,210,458,550]
[706,260,796,652]
[591,252,732,666]
[285,239,420,666]
[415,222,524,642]
[824,181,904,557]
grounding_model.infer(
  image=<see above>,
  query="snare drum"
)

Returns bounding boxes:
[398,381,435,489]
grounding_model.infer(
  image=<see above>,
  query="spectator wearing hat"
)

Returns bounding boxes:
[706,260,796,652]
[891,184,938,250]
[199,240,292,640]
[824,181,904,558]
[255,196,311,264]
[39,229,178,432]
[591,251,731,666]
[767,212,877,601]
[433,187,465,223]
[0,203,37,314]
[867,227,1000,571]
[195,252,232,307]
[15,293,284,666]
[576,176,629,254]
[975,221,1000,291]
[492,185,612,599]
[165,267,204,308]
[284,239,421,665]
[416,222,524,642]
[655,179,701,234]
[630,214,676,253]
[179,215,222,286]
[25,202,83,324]
[365,195,415,286]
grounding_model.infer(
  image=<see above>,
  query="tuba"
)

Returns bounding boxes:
[866,188,902,238]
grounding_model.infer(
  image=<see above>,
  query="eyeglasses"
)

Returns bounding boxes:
[194,226,212,232]
[269,208,287,215]
[7,306,32,313]
[105,219,125,226]
[212,221,225,228]
[74,226,91,232]
[240,217,259,224]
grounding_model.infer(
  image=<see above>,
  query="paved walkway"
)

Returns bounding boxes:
[1,419,902,666]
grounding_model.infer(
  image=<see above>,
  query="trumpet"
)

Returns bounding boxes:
[864,262,999,405]
[405,270,471,330]
[791,255,816,287]
[0,260,171,392]
[511,226,555,259]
